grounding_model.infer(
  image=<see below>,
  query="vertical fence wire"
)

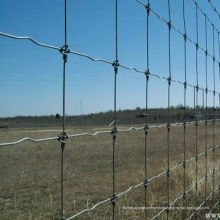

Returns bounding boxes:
[62,1,66,219]
[182,0,187,218]
[212,23,216,206]
[195,3,199,218]
[111,0,119,219]
[144,0,150,216]
[2,1,220,219]
[166,0,172,218]
[202,87,206,208]
[60,1,69,219]
[218,31,220,212]
[207,0,220,20]
[61,141,65,220]
[219,32,220,109]
[202,10,207,211]
[204,14,208,207]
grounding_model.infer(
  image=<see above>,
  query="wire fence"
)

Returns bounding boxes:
[1,0,220,219]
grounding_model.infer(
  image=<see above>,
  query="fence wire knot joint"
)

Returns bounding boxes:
[111,193,117,206]
[183,161,186,169]
[183,33,187,41]
[183,192,186,200]
[111,127,118,141]
[167,21,172,30]
[145,69,150,80]
[58,132,68,146]
[111,127,118,135]
[195,155,198,162]
[60,45,70,62]
[167,76,171,85]
[195,182,198,190]
[112,60,119,74]
[144,178,149,188]
[145,3,150,15]
[144,124,149,135]
[166,169,170,177]
[213,56,215,62]
[166,205,170,214]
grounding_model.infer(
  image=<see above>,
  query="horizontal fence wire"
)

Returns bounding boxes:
[65,156,220,220]
[65,198,112,220]
[1,0,220,219]
[207,0,220,19]
[137,0,220,64]
[0,31,219,96]
[0,32,60,51]
[193,0,219,33]
[150,166,219,220]
[186,185,220,220]
[206,196,220,217]
[1,125,218,219]
[0,119,219,147]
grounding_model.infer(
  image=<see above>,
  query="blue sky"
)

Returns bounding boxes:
[0,0,220,117]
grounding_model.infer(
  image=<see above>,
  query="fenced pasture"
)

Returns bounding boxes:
[0,123,220,220]
[1,0,220,219]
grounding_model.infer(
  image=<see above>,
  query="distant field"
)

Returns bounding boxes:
[0,107,217,129]
[0,122,220,219]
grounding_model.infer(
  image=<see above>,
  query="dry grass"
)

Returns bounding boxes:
[0,123,220,219]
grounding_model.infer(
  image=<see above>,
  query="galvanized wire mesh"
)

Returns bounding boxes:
[1,0,220,219]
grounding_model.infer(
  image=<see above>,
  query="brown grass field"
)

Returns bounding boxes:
[1,122,220,220]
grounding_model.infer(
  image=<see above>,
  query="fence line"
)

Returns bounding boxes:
[65,152,220,220]
[207,0,220,19]
[0,33,219,98]
[1,130,219,218]
[1,0,220,219]
[144,0,150,214]
[0,119,218,147]
[186,184,219,220]
[0,30,219,97]
[182,0,187,216]
[0,32,60,51]
[148,165,219,220]
[137,0,220,63]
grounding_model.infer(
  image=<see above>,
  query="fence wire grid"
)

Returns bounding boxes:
[1,0,220,219]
